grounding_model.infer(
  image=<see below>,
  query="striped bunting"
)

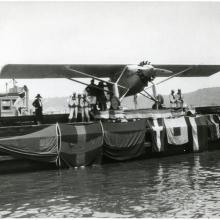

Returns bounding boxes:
[185,116,209,152]
[201,114,220,141]
[209,114,220,139]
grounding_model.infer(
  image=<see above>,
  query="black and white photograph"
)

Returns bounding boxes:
[0,1,220,218]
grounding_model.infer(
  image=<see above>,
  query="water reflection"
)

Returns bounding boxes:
[0,151,220,217]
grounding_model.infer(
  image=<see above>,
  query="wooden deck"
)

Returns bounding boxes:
[0,113,69,127]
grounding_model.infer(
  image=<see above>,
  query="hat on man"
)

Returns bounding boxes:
[36,94,42,98]
[18,91,25,97]
[18,91,25,95]
[91,79,95,84]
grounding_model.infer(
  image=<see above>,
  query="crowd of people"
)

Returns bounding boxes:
[67,79,110,122]
[12,79,110,125]
[13,92,43,124]
[67,92,91,122]
[13,79,111,124]
[169,89,184,108]
[13,81,186,124]
[13,84,186,126]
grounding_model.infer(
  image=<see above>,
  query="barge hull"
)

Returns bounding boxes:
[0,112,220,174]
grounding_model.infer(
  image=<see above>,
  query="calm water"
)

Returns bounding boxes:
[0,151,220,218]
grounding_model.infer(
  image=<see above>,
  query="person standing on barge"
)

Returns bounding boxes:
[83,93,90,122]
[96,81,107,111]
[77,94,85,122]
[14,91,27,116]
[67,92,78,122]
[176,89,184,108]
[86,79,97,112]
[32,94,43,125]
[169,90,176,108]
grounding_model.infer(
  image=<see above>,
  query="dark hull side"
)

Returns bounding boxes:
[0,141,219,174]
[0,109,220,174]
[0,156,57,174]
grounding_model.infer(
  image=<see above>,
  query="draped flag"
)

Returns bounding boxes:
[0,114,219,169]
[58,122,103,167]
[185,116,209,152]
[0,124,58,163]
[206,114,220,140]
[103,119,147,160]
[164,117,189,145]
[146,118,165,152]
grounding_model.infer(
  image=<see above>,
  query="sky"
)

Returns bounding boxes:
[0,1,220,99]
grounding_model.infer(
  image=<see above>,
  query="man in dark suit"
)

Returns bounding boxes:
[86,79,97,111]
[32,94,43,124]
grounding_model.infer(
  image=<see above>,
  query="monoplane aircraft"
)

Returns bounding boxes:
[1,62,220,109]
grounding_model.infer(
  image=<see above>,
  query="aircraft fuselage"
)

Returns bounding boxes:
[117,64,171,97]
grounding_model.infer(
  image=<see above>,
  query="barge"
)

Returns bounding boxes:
[0,108,220,174]
[0,62,220,173]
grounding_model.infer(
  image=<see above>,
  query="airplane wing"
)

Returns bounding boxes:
[1,64,220,79]
[153,65,220,77]
[0,64,125,79]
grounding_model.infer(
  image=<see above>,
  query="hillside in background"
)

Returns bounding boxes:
[122,87,220,109]
[40,87,220,113]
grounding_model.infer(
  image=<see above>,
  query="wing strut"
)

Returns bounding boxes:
[65,77,113,94]
[145,66,193,91]
[139,92,155,101]
[65,65,127,90]
[116,66,127,84]
[119,88,130,101]
[143,90,157,102]
[65,65,130,101]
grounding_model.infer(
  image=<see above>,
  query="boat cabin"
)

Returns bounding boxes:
[0,85,29,117]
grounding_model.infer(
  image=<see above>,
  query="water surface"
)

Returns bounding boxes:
[0,151,220,218]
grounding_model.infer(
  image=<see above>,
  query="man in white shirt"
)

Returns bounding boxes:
[176,89,184,108]
[67,92,78,122]
[169,90,176,108]
[14,92,26,116]
[83,93,91,122]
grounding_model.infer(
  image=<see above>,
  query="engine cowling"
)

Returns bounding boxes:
[117,64,172,97]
